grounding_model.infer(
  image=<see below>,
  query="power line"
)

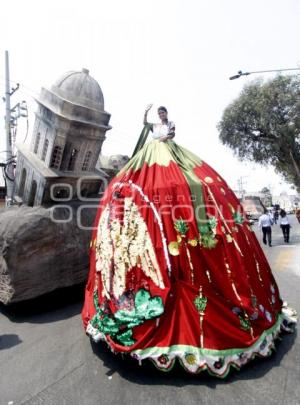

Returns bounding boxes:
[0,77,39,100]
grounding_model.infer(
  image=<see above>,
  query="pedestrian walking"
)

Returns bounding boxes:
[258,209,273,246]
[273,208,279,224]
[279,209,291,243]
[296,208,300,224]
[269,209,275,225]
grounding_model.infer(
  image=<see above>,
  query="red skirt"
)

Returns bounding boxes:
[82,139,297,377]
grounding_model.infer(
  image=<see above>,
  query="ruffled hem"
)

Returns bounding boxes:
[85,303,297,377]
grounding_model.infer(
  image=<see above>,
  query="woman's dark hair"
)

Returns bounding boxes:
[158,106,168,113]
[280,209,286,217]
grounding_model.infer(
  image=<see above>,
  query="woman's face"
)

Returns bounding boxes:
[158,109,168,122]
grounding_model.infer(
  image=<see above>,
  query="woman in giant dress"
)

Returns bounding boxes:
[82,105,296,377]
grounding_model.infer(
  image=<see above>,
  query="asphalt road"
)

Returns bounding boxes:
[0,216,299,405]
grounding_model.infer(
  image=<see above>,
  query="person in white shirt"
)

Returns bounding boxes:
[258,209,273,246]
[143,104,175,142]
[279,209,291,243]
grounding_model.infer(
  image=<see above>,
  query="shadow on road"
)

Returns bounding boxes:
[90,329,297,387]
[0,283,85,324]
[0,333,22,350]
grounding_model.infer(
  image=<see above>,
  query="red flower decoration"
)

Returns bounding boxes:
[157,354,169,365]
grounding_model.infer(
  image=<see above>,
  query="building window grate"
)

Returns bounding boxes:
[68,148,78,171]
[42,139,49,161]
[34,133,41,154]
[50,146,62,169]
[82,150,92,171]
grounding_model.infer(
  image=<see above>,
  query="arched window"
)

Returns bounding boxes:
[68,148,78,171]
[50,146,62,169]
[19,168,27,197]
[82,151,92,171]
[41,139,49,161]
[34,133,41,153]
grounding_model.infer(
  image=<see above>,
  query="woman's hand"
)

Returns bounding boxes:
[144,104,153,125]
[145,103,153,112]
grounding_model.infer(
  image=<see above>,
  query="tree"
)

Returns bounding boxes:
[260,187,272,207]
[218,75,300,191]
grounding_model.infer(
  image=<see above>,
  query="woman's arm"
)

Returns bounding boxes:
[159,122,175,142]
[168,123,175,139]
[159,134,175,142]
[144,104,153,125]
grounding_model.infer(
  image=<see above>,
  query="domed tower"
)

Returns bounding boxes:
[14,69,111,206]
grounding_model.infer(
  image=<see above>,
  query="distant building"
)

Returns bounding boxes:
[14,69,111,206]
[240,195,265,219]
[273,192,299,212]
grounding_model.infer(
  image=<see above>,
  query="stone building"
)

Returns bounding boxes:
[14,69,111,206]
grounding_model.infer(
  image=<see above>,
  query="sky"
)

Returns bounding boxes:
[0,0,299,194]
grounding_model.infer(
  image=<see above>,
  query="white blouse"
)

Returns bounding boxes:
[279,215,290,225]
[152,121,175,139]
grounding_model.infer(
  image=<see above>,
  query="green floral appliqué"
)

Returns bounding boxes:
[239,315,251,331]
[233,211,244,225]
[199,216,218,249]
[194,295,207,313]
[174,218,189,236]
[91,289,164,346]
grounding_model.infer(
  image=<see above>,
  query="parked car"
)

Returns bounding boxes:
[245,212,255,225]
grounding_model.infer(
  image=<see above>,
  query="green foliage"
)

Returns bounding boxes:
[218,75,300,191]
[260,187,271,194]
[260,187,272,206]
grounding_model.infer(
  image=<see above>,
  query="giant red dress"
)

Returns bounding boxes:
[82,136,296,377]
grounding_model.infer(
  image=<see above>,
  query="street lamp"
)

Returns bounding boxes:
[229,67,300,80]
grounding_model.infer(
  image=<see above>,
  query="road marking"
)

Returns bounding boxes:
[273,251,292,272]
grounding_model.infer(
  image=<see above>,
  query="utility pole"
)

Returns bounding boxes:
[4,50,19,207]
[237,175,248,201]
[267,183,273,206]
[237,177,244,200]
